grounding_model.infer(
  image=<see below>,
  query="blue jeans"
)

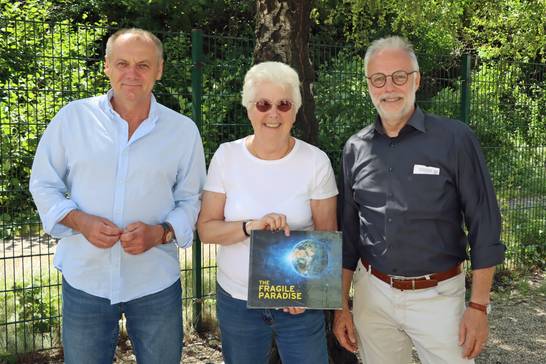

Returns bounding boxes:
[216,284,328,364]
[62,277,183,364]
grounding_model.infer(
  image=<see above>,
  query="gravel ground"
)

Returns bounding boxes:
[96,271,546,363]
[474,271,545,364]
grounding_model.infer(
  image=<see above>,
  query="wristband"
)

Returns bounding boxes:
[242,221,250,237]
[468,301,491,314]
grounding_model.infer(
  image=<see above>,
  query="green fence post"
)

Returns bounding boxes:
[191,28,204,332]
[460,53,471,123]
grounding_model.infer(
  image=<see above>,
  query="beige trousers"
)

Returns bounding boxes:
[352,261,474,364]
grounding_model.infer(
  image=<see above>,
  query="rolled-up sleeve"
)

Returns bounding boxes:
[29,109,78,238]
[456,128,505,269]
[165,127,206,248]
[341,140,361,271]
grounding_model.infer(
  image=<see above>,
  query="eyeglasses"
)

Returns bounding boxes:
[366,70,418,88]
[253,99,293,113]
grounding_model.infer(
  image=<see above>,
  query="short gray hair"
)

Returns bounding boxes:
[364,36,419,75]
[241,62,302,112]
[105,28,163,62]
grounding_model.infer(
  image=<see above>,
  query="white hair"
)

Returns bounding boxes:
[364,36,419,75]
[241,61,302,112]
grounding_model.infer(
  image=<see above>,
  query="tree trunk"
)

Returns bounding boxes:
[254,4,358,363]
[253,0,318,145]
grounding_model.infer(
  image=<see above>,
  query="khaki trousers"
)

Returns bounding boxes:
[352,261,474,364]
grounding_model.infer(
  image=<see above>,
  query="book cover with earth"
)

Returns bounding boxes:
[247,230,342,309]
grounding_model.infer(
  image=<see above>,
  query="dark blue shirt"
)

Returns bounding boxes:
[341,107,505,276]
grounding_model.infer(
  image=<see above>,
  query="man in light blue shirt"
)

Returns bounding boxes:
[29,28,206,364]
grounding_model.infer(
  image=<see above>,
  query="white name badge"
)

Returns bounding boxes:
[413,164,440,175]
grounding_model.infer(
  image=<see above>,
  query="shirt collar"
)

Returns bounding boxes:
[373,105,426,135]
[100,89,159,126]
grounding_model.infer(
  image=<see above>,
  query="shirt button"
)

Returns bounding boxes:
[387,192,393,197]
[389,142,396,147]
[387,218,393,223]
[388,167,393,172]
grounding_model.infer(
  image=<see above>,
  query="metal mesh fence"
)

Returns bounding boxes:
[1,18,544,354]
[468,60,545,271]
[1,18,108,354]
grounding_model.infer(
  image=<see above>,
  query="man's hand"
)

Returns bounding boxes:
[459,307,489,359]
[460,266,494,359]
[62,210,122,248]
[120,222,163,255]
[333,307,358,353]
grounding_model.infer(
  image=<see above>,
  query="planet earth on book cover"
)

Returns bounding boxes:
[247,230,342,309]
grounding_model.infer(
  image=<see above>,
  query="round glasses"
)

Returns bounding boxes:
[366,70,418,88]
[253,99,293,113]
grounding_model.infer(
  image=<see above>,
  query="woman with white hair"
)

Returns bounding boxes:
[197,61,337,364]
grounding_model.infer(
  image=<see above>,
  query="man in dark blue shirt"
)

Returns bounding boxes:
[333,36,505,364]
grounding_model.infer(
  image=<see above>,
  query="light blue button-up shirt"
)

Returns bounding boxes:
[30,91,206,304]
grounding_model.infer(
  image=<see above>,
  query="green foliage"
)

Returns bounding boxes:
[427,56,545,270]
[0,275,61,354]
[503,205,546,270]
[0,351,17,364]
[155,33,193,113]
[319,0,463,55]
[464,0,546,62]
[421,83,461,119]
[199,52,253,155]
[0,0,108,238]
[48,0,255,37]
[158,32,254,158]
[13,282,58,334]
[427,60,546,197]
[314,49,375,168]
[315,0,545,64]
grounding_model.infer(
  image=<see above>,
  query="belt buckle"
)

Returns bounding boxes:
[389,276,394,287]
[412,279,415,290]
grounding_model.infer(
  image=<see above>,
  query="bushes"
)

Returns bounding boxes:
[0,1,108,239]
[0,3,544,294]
[503,204,546,270]
[314,49,375,169]
[427,59,546,270]
[0,276,61,355]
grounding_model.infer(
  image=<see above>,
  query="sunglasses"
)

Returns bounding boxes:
[253,99,293,113]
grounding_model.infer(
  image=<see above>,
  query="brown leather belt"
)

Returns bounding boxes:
[361,259,462,290]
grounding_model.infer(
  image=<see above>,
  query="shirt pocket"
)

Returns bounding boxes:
[405,173,447,216]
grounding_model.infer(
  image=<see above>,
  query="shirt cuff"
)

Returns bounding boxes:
[165,209,194,249]
[470,242,506,270]
[44,200,78,238]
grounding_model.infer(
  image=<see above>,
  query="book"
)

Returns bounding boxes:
[247,230,342,309]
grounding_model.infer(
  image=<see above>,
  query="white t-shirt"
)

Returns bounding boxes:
[204,137,338,300]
